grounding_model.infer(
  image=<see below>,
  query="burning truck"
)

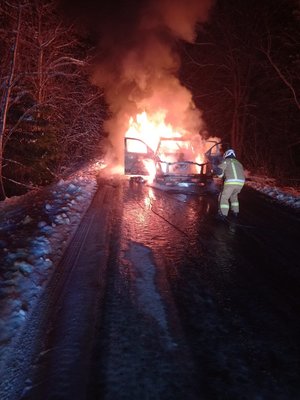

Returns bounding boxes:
[124,111,222,193]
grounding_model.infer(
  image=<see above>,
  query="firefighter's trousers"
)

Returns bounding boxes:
[219,183,244,216]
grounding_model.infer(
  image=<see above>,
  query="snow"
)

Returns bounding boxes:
[0,162,102,361]
[0,164,299,361]
[245,172,300,209]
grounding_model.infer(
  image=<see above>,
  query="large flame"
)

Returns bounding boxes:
[125,110,205,180]
[125,110,182,152]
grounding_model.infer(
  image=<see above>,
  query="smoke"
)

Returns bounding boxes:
[87,0,215,165]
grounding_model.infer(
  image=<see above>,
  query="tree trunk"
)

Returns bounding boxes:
[0,5,22,200]
[37,7,44,129]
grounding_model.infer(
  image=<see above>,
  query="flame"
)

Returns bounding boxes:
[125,110,182,152]
[142,159,157,182]
[125,110,205,178]
[196,154,204,166]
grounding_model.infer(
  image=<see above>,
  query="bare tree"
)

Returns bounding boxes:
[183,1,257,158]
[0,0,106,197]
[0,1,24,200]
[182,0,300,179]
[259,5,300,114]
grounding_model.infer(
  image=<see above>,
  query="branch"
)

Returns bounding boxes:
[2,175,38,190]
[2,157,28,167]
[40,22,64,48]
[48,56,87,69]
[8,90,32,108]
[260,35,300,111]
[3,103,40,146]
[264,52,300,110]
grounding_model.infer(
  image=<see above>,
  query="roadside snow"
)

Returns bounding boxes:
[245,173,300,210]
[0,165,299,361]
[0,162,102,361]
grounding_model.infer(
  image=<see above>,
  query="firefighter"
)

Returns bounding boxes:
[216,149,245,220]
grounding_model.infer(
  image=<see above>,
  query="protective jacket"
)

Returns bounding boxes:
[217,158,245,186]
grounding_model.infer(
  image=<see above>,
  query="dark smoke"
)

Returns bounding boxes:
[61,0,215,166]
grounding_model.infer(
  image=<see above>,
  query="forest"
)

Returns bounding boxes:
[0,0,299,200]
[182,0,300,180]
[0,0,106,199]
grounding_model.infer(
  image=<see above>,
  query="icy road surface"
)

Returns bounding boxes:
[1,176,300,400]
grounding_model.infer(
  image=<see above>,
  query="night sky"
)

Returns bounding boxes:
[60,0,147,38]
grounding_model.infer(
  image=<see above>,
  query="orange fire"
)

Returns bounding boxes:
[125,110,204,179]
[125,111,182,151]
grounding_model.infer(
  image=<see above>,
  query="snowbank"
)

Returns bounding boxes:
[0,162,101,359]
[245,174,300,210]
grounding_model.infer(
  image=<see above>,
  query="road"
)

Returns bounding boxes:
[1,176,300,400]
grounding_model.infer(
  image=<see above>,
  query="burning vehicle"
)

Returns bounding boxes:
[89,0,219,195]
[124,112,222,193]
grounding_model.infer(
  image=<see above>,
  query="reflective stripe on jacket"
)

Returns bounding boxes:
[217,158,245,185]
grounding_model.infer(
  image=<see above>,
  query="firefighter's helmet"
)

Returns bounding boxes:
[223,149,236,159]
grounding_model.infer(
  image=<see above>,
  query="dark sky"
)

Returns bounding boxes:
[59,0,147,39]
